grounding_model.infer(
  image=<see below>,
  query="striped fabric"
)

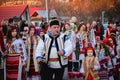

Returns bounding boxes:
[67,72,83,78]
[6,56,19,80]
[27,49,39,77]
[98,69,108,80]
[4,54,24,80]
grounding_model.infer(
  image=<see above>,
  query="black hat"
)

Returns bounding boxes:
[50,19,59,27]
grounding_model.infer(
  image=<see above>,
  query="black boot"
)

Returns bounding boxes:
[73,62,79,72]
[68,61,73,72]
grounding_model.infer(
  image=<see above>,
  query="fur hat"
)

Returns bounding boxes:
[50,19,59,27]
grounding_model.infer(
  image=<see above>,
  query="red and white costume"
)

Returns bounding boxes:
[105,27,114,38]
[80,56,100,80]
[5,39,27,80]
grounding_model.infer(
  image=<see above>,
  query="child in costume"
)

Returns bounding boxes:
[80,47,100,80]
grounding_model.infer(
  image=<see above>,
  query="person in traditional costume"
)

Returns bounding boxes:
[62,22,78,72]
[94,41,105,61]
[5,26,27,80]
[25,26,40,80]
[104,37,117,80]
[39,29,46,38]
[19,20,28,36]
[94,39,109,80]
[76,24,88,68]
[116,23,120,80]
[86,22,93,48]
[0,25,6,80]
[105,21,114,38]
[22,26,29,44]
[80,47,100,80]
[88,21,96,48]
[95,20,104,40]
[35,19,73,80]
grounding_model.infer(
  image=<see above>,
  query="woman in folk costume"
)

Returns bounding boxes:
[62,22,77,72]
[107,36,118,80]
[102,37,116,80]
[116,24,120,80]
[94,39,109,80]
[25,26,40,80]
[0,25,6,79]
[5,26,27,80]
[76,24,88,67]
[105,21,114,38]
[94,40,106,61]
[80,47,100,80]
[86,22,91,32]
[88,21,97,48]
[116,35,120,80]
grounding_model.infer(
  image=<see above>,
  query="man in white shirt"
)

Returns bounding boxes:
[35,19,73,80]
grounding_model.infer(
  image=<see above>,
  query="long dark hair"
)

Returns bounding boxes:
[6,26,19,43]
[95,42,102,50]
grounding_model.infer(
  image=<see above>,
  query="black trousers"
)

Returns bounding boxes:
[68,61,79,72]
[0,69,4,80]
[40,62,65,80]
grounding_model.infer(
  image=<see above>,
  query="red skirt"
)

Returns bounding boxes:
[27,49,39,77]
[5,54,25,80]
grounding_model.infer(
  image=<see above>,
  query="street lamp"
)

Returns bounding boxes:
[102,11,105,24]
[45,0,49,23]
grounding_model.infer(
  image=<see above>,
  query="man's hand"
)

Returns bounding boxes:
[57,51,63,56]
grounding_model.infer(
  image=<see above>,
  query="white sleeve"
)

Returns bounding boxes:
[35,38,45,60]
[63,36,73,57]
[71,32,76,49]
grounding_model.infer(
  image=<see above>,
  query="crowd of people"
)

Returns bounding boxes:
[0,16,120,80]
